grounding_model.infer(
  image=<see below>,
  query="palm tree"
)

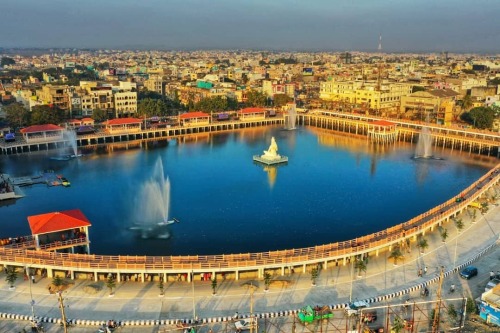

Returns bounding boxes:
[211,278,217,295]
[310,267,319,286]
[388,245,404,266]
[52,275,64,292]
[354,257,367,277]
[455,218,464,232]
[158,279,164,296]
[417,237,429,254]
[5,266,18,289]
[263,272,272,291]
[440,228,448,243]
[106,274,116,296]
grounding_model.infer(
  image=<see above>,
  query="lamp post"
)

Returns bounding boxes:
[191,267,196,322]
[25,266,36,323]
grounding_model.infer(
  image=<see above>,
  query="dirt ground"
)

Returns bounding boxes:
[462,314,499,333]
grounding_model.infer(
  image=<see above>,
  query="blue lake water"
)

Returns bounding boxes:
[0,126,496,256]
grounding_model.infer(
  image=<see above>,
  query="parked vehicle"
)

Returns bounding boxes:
[460,266,478,279]
[234,317,257,331]
[485,278,500,292]
[298,305,333,324]
[345,300,369,316]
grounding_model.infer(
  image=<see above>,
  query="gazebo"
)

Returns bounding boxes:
[367,120,398,143]
[179,111,211,126]
[238,107,267,120]
[27,209,91,254]
[20,124,65,143]
[104,118,142,133]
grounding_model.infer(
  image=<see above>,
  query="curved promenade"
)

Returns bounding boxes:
[1,164,499,283]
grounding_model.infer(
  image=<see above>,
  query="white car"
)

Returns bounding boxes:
[345,300,369,316]
[234,318,257,331]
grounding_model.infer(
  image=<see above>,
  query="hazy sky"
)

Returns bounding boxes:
[1,0,499,52]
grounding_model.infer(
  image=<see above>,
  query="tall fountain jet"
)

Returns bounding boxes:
[63,130,79,157]
[286,102,297,130]
[414,126,433,159]
[130,157,177,239]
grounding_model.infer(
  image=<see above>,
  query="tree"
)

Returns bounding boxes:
[138,90,164,101]
[455,219,464,232]
[354,257,367,277]
[5,266,18,289]
[417,237,429,253]
[310,267,319,286]
[273,94,292,108]
[4,103,30,129]
[388,245,404,265]
[0,56,15,67]
[440,228,448,242]
[158,278,164,296]
[461,94,473,112]
[391,316,405,333]
[106,274,116,296]
[461,106,495,129]
[137,98,168,118]
[92,108,108,123]
[263,272,272,291]
[30,105,65,125]
[52,275,63,291]
[412,86,426,93]
[194,96,231,113]
[245,90,267,107]
[211,278,217,295]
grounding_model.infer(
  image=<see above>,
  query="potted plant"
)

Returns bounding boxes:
[354,257,367,278]
[5,266,18,290]
[211,278,217,295]
[263,272,272,291]
[106,274,116,297]
[310,267,319,286]
[388,245,404,266]
[417,237,428,254]
[440,228,448,243]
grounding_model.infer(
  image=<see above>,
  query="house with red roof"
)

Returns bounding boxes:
[179,111,211,126]
[20,124,65,143]
[367,120,398,143]
[27,209,91,253]
[238,107,267,120]
[104,117,142,133]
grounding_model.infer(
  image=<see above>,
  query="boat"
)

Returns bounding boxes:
[61,178,71,187]
[0,174,23,201]
[129,218,180,239]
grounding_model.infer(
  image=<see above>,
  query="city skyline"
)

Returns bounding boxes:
[1,0,499,53]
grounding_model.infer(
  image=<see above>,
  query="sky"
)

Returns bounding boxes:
[1,0,499,53]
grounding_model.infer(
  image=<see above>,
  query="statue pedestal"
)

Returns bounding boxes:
[253,155,288,165]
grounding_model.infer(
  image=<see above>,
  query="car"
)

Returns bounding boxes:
[485,278,500,292]
[460,266,478,279]
[234,318,257,331]
[345,300,369,316]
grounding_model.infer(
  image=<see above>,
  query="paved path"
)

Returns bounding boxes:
[1,201,499,332]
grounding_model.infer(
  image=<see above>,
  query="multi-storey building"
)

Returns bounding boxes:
[114,91,137,117]
[36,85,70,111]
[320,79,413,112]
[399,89,459,125]
[144,75,164,95]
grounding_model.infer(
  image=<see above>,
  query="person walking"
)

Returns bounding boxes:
[418,268,423,277]
[424,266,428,275]
[490,271,495,280]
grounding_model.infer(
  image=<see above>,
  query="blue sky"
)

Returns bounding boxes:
[1,0,499,52]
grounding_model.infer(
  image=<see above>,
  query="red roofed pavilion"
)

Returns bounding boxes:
[238,107,267,120]
[20,124,65,143]
[27,209,91,253]
[179,111,210,126]
[368,120,398,143]
[104,117,142,133]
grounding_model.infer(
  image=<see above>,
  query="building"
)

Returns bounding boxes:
[179,112,211,126]
[320,79,413,114]
[399,89,459,125]
[114,90,137,118]
[27,209,91,254]
[144,75,164,95]
[480,284,500,327]
[20,124,65,143]
[104,118,142,133]
[36,85,70,111]
[238,107,267,120]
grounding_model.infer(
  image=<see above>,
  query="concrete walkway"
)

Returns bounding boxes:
[1,201,499,332]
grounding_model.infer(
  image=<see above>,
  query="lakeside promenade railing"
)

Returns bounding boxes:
[1,163,499,277]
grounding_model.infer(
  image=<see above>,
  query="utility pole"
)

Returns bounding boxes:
[432,267,445,333]
[58,291,68,333]
[250,283,255,333]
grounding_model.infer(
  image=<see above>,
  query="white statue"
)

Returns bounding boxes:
[262,137,281,160]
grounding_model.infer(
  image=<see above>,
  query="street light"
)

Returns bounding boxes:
[24,266,36,324]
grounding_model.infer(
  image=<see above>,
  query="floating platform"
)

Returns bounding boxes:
[0,174,24,201]
[253,155,288,165]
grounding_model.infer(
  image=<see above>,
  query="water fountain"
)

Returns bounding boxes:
[129,157,176,239]
[286,103,297,130]
[63,130,78,157]
[414,126,433,159]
